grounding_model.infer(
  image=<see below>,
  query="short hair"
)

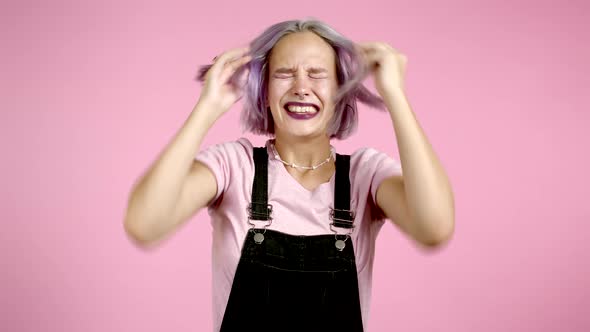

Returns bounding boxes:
[196,18,385,140]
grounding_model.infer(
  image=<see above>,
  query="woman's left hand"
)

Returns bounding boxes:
[356,42,407,97]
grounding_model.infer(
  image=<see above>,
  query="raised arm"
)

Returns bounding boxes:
[123,46,252,248]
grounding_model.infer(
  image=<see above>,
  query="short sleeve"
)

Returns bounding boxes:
[194,138,254,206]
[368,149,403,204]
[350,147,403,219]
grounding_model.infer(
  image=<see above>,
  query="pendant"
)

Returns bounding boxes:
[335,239,346,251]
[254,232,265,244]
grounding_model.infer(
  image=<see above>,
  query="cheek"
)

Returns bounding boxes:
[267,80,289,102]
[316,83,335,95]
[315,82,338,105]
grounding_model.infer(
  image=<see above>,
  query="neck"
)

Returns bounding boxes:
[273,133,332,167]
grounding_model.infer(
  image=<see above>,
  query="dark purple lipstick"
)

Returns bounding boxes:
[283,102,320,120]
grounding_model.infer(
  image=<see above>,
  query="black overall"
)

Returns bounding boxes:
[219,147,364,332]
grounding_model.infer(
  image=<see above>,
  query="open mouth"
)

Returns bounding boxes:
[283,102,320,119]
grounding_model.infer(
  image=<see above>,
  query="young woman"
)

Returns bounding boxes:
[124,18,455,332]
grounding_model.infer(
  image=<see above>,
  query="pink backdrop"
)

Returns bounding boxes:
[2,0,589,331]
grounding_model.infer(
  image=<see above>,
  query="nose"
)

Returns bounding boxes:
[292,73,310,99]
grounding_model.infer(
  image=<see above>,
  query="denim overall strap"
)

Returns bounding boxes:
[219,146,364,332]
[248,147,272,221]
[332,153,355,229]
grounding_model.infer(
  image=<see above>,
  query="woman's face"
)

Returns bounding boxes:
[267,31,339,139]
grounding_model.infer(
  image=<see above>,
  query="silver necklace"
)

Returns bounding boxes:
[270,142,334,171]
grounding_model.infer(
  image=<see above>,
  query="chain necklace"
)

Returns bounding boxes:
[270,141,334,171]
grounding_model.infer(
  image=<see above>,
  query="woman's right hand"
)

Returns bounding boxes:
[197,46,252,117]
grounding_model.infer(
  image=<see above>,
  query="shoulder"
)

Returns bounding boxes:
[197,137,255,163]
[348,146,402,201]
[194,137,258,205]
[195,137,258,184]
[349,146,402,174]
[213,136,254,155]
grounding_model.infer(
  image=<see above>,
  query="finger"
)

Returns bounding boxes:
[356,41,379,51]
[208,46,250,79]
[224,52,252,66]
[216,46,251,66]
[211,46,249,72]
[362,51,381,70]
[212,50,243,62]
[354,44,375,68]
[220,54,253,83]
[236,67,250,90]
[353,42,370,57]
[357,41,398,54]
[354,43,379,68]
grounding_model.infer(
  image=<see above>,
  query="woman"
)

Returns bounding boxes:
[124,18,455,332]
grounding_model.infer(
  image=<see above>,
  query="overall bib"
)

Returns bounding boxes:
[219,147,364,332]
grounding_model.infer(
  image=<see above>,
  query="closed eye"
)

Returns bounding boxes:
[309,74,328,79]
[274,74,294,79]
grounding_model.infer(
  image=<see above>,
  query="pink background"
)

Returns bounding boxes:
[2,0,589,331]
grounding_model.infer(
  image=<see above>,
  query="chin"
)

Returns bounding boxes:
[277,127,328,140]
[272,108,333,139]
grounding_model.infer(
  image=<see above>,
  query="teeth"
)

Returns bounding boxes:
[287,106,316,113]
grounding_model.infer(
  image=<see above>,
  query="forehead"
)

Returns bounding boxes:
[269,31,336,69]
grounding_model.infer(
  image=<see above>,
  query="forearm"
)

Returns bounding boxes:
[383,89,455,240]
[124,100,218,235]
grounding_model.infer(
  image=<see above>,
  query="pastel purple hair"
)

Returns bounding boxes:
[196,18,385,139]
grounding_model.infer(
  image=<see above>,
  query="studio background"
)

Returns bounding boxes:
[2,0,588,331]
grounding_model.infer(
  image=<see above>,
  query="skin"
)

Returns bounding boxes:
[267,32,455,249]
[266,31,339,191]
[123,30,455,251]
[358,41,455,248]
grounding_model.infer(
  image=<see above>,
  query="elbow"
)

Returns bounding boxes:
[414,217,455,249]
[123,215,161,249]
[417,232,453,249]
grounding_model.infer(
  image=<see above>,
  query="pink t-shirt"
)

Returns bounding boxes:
[195,137,402,332]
